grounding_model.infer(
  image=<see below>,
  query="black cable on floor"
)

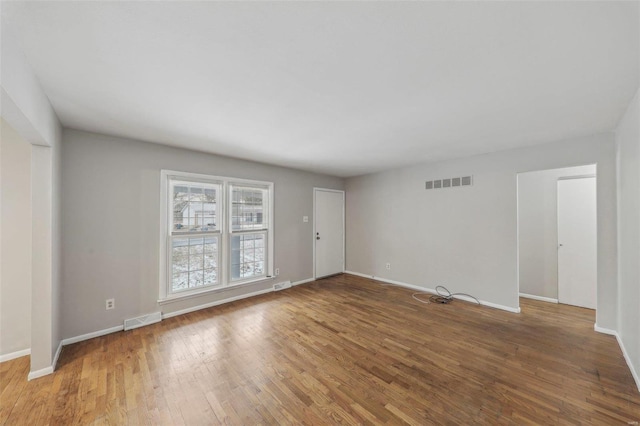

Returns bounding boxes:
[412,285,481,306]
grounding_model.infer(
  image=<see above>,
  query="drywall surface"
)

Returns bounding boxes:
[0,118,32,356]
[0,21,60,148]
[61,129,344,339]
[346,133,617,327]
[518,165,596,299]
[30,145,54,372]
[52,122,62,366]
[616,87,639,386]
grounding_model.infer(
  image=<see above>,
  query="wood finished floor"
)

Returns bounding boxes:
[1,274,639,425]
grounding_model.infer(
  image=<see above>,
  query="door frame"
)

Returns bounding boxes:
[556,174,597,308]
[313,188,345,279]
[515,164,598,314]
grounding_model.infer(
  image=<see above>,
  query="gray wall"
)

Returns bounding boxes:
[616,87,639,385]
[61,129,343,339]
[0,119,32,356]
[518,164,596,299]
[346,133,617,328]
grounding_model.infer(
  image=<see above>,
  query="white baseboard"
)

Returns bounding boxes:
[344,271,521,314]
[27,365,53,381]
[162,287,274,320]
[594,325,640,392]
[52,340,62,372]
[616,334,640,393]
[292,278,314,286]
[27,341,62,381]
[62,282,304,348]
[519,293,558,304]
[62,325,124,346]
[0,348,30,363]
[594,324,617,336]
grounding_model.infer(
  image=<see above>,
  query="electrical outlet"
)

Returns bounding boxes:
[106,298,115,310]
[303,216,309,223]
[385,263,391,270]
[275,268,280,276]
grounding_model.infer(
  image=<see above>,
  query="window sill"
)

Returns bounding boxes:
[158,276,276,305]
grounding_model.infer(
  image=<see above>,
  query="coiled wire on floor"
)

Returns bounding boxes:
[412,285,481,306]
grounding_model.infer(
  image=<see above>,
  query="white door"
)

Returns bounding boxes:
[557,177,597,309]
[314,189,344,278]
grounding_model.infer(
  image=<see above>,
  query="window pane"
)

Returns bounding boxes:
[204,269,217,285]
[230,233,266,281]
[172,185,189,231]
[230,186,266,231]
[204,237,217,252]
[204,253,217,270]
[189,270,204,288]
[190,186,204,202]
[171,182,219,233]
[189,237,204,255]
[171,239,189,273]
[172,272,189,291]
[170,235,219,293]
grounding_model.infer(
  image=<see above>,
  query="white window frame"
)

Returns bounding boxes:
[228,182,271,283]
[159,170,274,302]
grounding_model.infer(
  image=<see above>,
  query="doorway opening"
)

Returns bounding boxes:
[517,164,597,310]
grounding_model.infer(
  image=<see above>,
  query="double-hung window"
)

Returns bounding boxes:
[230,184,269,282]
[160,170,274,301]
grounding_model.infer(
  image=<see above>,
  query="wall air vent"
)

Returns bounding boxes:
[273,281,292,291]
[425,175,473,190]
[124,312,162,331]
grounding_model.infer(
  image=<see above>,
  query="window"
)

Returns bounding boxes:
[160,170,274,301]
[230,185,269,281]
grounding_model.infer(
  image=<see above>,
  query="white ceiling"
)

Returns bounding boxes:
[1,1,638,177]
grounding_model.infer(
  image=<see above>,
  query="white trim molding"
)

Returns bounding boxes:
[594,325,640,392]
[345,271,521,314]
[62,279,309,351]
[292,278,314,286]
[62,325,124,346]
[162,287,273,320]
[593,324,617,336]
[28,365,54,381]
[52,341,62,372]
[26,341,63,381]
[0,348,30,363]
[519,293,559,304]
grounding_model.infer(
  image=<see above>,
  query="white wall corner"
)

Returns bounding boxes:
[25,340,62,381]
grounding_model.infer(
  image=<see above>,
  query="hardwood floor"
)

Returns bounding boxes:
[1,274,639,425]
